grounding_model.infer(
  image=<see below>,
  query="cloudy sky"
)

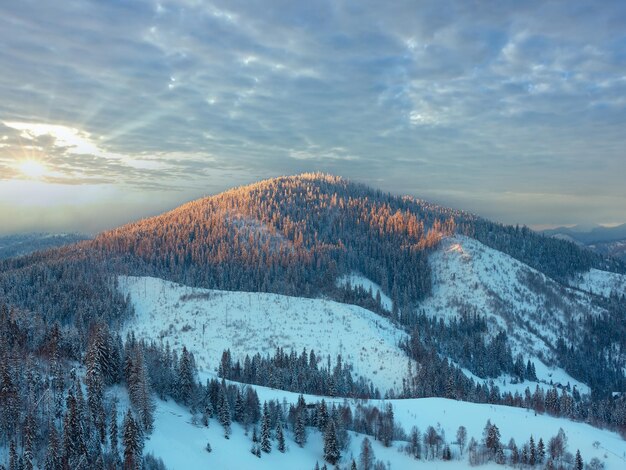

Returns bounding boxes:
[1,0,625,234]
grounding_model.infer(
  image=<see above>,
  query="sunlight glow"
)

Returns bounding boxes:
[17,160,48,179]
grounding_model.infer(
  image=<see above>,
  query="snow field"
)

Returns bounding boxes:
[570,268,626,299]
[120,276,411,394]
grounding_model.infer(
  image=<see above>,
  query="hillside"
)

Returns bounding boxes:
[111,380,626,470]
[422,235,605,362]
[119,275,409,394]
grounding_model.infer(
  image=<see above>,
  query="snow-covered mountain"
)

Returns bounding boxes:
[1,174,624,470]
[119,232,604,396]
[421,235,610,363]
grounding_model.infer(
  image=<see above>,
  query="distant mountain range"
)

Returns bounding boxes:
[541,224,626,261]
[0,232,89,259]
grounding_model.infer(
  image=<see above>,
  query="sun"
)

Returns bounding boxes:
[17,159,48,179]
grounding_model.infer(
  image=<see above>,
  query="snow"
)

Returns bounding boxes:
[456,358,590,396]
[570,268,626,298]
[336,272,393,312]
[115,378,626,470]
[119,276,410,394]
[116,271,626,469]
[457,369,589,398]
[422,235,606,366]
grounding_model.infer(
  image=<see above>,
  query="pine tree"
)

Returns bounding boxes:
[484,421,501,459]
[537,437,545,464]
[178,346,196,406]
[575,449,583,470]
[127,347,155,433]
[122,410,142,470]
[351,459,357,470]
[218,382,231,438]
[8,440,17,470]
[261,402,272,453]
[323,419,340,465]
[456,425,467,456]
[359,437,375,470]
[86,326,107,442]
[294,408,307,447]
[234,390,245,423]
[276,421,286,453]
[23,413,35,470]
[529,435,536,466]
[409,426,421,459]
[44,426,61,470]
[63,392,86,467]
[110,400,119,457]
[317,399,328,432]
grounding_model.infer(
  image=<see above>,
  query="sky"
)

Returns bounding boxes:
[1,0,625,234]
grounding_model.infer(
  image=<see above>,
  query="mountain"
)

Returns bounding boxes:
[543,224,626,261]
[0,174,624,469]
[543,223,626,245]
[0,232,89,259]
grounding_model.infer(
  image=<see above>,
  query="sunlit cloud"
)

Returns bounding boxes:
[0,0,625,233]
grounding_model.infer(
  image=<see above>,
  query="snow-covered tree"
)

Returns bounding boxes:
[359,437,375,470]
[323,419,340,465]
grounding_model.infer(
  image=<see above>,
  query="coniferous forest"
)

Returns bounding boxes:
[0,174,624,469]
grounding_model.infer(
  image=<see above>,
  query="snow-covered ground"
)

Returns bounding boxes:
[217,377,625,469]
[336,272,393,312]
[570,268,626,298]
[114,377,626,470]
[421,236,606,363]
[458,357,590,396]
[120,276,410,393]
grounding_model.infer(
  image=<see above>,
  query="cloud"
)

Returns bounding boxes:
[0,0,625,231]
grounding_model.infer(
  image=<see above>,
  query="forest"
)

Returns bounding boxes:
[0,174,624,468]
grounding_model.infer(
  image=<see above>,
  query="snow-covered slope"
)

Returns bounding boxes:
[120,276,409,393]
[118,378,626,470]
[336,272,393,312]
[570,268,626,298]
[422,235,606,362]
[225,377,626,470]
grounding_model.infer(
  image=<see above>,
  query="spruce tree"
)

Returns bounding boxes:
[63,392,86,467]
[122,410,142,470]
[234,390,245,423]
[323,419,340,465]
[317,400,328,432]
[294,409,307,447]
[575,449,583,470]
[276,421,286,453]
[218,383,231,438]
[23,413,35,470]
[110,400,119,457]
[178,346,195,406]
[44,426,61,470]
[127,347,155,433]
[8,440,17,470]
[261,402,272,453]
[359,437,374,470]
[537,437,545,464]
